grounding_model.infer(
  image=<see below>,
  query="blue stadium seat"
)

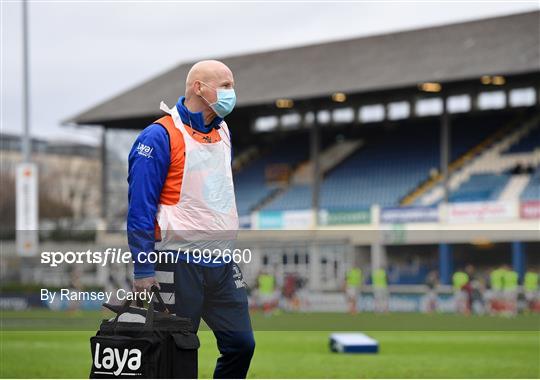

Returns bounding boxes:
[521,166,540,200]
[448,173,510,202]
[262,185,312,211]
[505,125,540,154]
[234,134,310,215]
[248,113,514,212]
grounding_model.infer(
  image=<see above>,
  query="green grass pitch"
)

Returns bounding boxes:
[1,310,539,378]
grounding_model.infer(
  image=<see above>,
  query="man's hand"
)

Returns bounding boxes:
[133,276,160,293]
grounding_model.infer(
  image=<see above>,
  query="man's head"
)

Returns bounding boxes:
[185,60,236,120]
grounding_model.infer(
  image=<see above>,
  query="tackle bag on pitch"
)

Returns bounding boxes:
[89,288,199,379]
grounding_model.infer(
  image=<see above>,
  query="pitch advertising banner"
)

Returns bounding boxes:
[283,210,315,229]
[520,200,540,219]
[257,209,371,229]
[447,201,518,223]
[380,206,438,224]
[257,211,284,229]
[320,209,371,225]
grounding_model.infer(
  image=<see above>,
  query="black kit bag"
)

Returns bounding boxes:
[89,287,199,379]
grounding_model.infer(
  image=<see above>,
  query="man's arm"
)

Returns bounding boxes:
[127,124,170,281]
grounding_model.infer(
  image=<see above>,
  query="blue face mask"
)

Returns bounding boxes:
[200,82,236,118]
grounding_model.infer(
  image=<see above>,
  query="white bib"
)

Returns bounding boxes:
[155,102,238,251]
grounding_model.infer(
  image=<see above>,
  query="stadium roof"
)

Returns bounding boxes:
[67,11,540,125]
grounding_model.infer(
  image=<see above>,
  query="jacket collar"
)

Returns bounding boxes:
[176,96,222,134]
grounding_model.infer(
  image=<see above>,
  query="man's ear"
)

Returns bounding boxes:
[195,80,203,96]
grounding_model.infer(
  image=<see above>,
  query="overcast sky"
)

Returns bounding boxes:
[1,1,538,145]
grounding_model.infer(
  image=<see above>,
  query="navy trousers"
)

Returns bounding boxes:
[155,260,255,379]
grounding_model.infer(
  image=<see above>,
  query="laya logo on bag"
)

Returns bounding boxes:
[93,343,142,376]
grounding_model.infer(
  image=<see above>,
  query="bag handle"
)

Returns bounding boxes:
[112,300,154,333]
[150,285,170,314]
[137,285,170,313]
[111,286,169,332]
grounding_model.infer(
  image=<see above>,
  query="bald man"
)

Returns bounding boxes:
[127,60,255,378]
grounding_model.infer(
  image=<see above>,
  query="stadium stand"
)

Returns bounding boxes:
[520,166,540,200]
[448,173,510,202]
[505,124,540,154]
[446,114,540,202]
[234,132,311,215]
[499,174,531,201]
[260,113,515,211]
[450,113,515,159]
[261,185,312,211]
[417,112,540,205]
